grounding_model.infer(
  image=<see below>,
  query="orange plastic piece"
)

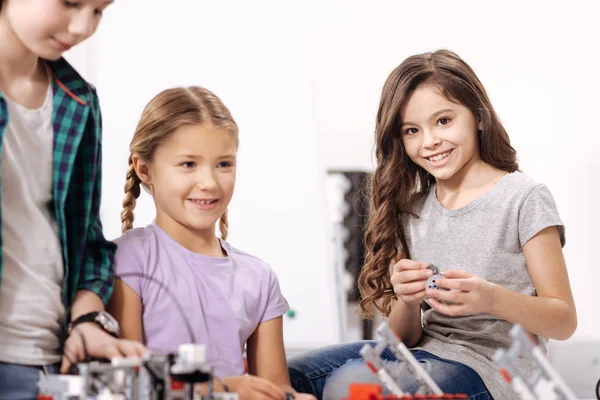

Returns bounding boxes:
[499,368,512,383]
[344,383,467,400]
[369,393,468,399]
[346,383,382,399]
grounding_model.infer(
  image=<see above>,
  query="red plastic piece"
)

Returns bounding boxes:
[365,361,378,374]
[344,382,467,400]
[171,380,185,390]
[394,396,465,400]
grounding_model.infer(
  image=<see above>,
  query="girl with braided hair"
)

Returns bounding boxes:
[108,86,315,400]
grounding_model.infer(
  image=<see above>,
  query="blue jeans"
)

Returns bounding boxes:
[0,362,60,400]
[288,341,493,400]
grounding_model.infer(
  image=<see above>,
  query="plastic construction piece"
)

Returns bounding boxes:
[361,340,406,396]
[344,383,468,400]
[424,274,460,306]
[425,275,446,291]
[493,324,578,400]
[357,322,466,399]
[375,323,443,395]
[37,344,239,400]
[425,264,440,276]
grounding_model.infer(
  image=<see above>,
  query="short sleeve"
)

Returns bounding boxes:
[259,268,290,323]
[113,236,145,297]
[518,184,565,248]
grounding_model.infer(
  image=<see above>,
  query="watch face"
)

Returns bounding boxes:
[96,311,120,335]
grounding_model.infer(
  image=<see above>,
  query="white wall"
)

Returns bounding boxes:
[66,0,344,349]
[65,0,600,350]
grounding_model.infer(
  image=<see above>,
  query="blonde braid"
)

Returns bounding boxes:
[219,209,229,240]
[121,156,142,233]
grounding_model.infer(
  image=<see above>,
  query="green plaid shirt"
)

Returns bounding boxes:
[0,58,116,310]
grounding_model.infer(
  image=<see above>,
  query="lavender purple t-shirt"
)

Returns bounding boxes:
[113,222,290,377]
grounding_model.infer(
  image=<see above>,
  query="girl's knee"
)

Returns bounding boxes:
[322,360,380,400]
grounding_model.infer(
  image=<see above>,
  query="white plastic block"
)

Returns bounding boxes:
[179,344,207,366]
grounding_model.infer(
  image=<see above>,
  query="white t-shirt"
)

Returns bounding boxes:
[0,80,65,365]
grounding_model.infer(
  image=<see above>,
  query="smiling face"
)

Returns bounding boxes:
[134,123,237,238]
[400,83,483,183]
[1,0,112,60]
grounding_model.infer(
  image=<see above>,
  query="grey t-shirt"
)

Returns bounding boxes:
[407,172,565,400]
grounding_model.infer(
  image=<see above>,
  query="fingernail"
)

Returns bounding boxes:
[427,270,433,276]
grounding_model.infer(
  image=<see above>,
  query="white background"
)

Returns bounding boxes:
[65,0,600,358]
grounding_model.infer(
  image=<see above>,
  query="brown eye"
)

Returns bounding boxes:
[438,118,450,126]
[405,127,418,135]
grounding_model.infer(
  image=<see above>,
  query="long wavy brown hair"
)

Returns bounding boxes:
[358,49,519,318]
[121,86,238,239]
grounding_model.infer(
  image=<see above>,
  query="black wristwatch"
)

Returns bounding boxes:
[68,311,120,338]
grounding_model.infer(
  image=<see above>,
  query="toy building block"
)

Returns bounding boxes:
[344,383,383,400]
[375,323,443,395]
[493,324,578,400]
[37,374,84,400]
[343,382,468,400]
[360,341,407,396]
[37,343,240,400]
[357,322,467,400]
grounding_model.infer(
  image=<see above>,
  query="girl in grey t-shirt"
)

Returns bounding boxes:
[288,50,576,400]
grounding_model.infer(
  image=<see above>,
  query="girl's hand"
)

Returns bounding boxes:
[425,270,498,316]
[390,259,434,306]
[60,323,147,373]
[224,375,288,400]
